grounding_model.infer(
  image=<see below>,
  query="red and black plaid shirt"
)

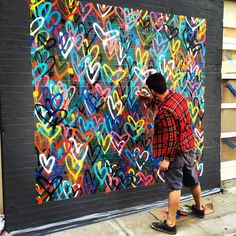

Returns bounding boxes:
[149,90,195,160]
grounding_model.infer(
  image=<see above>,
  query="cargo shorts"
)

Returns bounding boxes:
[164,149,199,192]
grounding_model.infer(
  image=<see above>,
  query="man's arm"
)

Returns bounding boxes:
[159,111,178,171]
[136,86,155,109]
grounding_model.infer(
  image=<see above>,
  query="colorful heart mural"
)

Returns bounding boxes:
[30,0,206,204]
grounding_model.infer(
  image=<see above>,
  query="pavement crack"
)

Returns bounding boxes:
[113,218,131,236]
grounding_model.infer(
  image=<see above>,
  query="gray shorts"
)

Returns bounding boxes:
[164,149,199,192]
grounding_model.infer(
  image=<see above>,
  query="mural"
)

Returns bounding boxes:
[30,0,206,204]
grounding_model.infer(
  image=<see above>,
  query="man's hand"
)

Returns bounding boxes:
[159,159,170,171]
[136,86,152,99]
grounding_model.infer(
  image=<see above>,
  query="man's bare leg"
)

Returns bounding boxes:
[191,184,204,210]
[166,190,181,227]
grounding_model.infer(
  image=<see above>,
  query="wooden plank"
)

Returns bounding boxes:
[221,160,236,180]
[221,80,236,103]
[224,1,236,28]
[221,103,236,109]
[222,49,236,73]
[221,132,236,138]
[222,74,236,79]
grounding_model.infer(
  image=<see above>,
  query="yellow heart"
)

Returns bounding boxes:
[82,39,89,56]
[171,39,181,57]
[127,115,145,134]
[33,30,50,53]
[66,153,83,180]
[30,0,45,11]
[97,131,112,154]
[135,47,150,68]
[82,43,100,66]
[128,168,137,188]
[188,101,200,123]
[103,64,127,86]
[168,71,184,86]
[36,123,61,142]
[135,10,148,27]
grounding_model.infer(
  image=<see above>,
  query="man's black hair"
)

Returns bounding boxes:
[146,72,167,94]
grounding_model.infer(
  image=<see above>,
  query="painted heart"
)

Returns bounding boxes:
[70,127,94,145]
[97,131,112,154]
[105,173,120,192]
[71,51,88,81]
[56,0,79,19]
[124,115,145,140]
[65,153,83,180]
[95,4,114,19]
[164,24,179,40]
[103,64,127,86]
[135,150,149,171]
[82,87,101,114]
[32,63,48,85]
[34,131,50,155]
[39,153,56,174]
[124,148,140,167]
[85,58,101,85]
[36,176,63,196]
[35,104,67,126]
[78,2,93,22]
[110,131,130,156]
[37,33,56,50]
[136,24,156,46]
[116,8,140,31]
[194,128,204,140]
[186,80,200,97]
[36,123,61,142]
[58,32,75,59]
[118,171,133,189]
[107,94,123,120]
[87,144,102,166]
[50,139,72,164]
[188,101,200,124]
[94,161,109,185]
[56,81,76,110]
[93,22,120,46]
[134,67,157,84]
[69,137,89,162]
[136,172,153,186]
[45,10,61,32]
[95,83,111,102]
[83,169,98,195]
[30,16,45,36]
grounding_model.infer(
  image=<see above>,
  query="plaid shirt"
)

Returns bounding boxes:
[149,90,195,160]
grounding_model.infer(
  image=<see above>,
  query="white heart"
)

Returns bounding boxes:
[93,23,120,46]
[39,154,55,174]
[107,95,123,120]
[30,16,45,36]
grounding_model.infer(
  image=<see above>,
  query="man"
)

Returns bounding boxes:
[139,73,205,235]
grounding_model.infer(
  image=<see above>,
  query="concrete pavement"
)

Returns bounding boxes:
[49,180,236,236]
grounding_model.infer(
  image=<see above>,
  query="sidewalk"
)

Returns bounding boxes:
[50,180,236,236]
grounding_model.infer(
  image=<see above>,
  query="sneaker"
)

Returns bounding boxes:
[191,205,205,218]
[151,220,177,235]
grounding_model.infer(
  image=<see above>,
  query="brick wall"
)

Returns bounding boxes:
[0,0,223,234]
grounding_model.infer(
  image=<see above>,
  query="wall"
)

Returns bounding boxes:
[0,136,3,214]
[0,0,223,235]
[221,0,236,180]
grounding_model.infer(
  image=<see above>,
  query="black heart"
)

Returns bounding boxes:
[37,33,57,50]
[87,143,102,166]
[36,176,63,196]
[164,24,179,40]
